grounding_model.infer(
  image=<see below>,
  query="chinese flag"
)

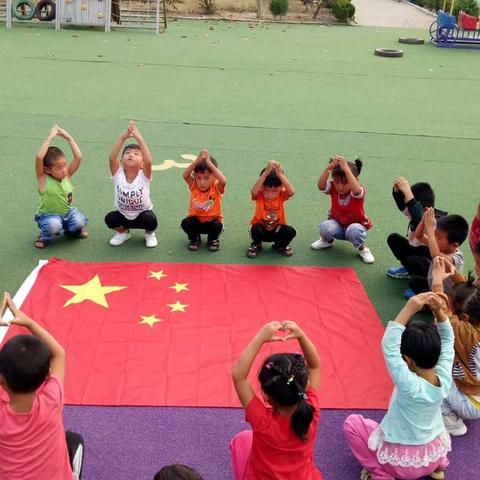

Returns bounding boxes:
[1,258,392,409]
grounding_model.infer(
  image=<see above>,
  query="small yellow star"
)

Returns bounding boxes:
[170,282,189,293]
[139,314,162,327]
[60,275,127,308]
[167,301,188,313]
[148,270,168,281]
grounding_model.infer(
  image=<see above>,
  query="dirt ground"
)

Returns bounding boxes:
[166,0,336,23]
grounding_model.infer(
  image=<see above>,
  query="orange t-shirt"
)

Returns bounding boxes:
[187,181,223,223]
[250,190,289,230]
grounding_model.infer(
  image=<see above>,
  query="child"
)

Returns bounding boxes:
[344,291,454,480]
[246,160,296,258]
[387,177,446,278]
[429,257,480,436]
[181,149,226,252]
[470,203,480,279]
[311,156,374,264]
[105,121,158,248]
[34,125,88,249]
[231,321,322,480]
[391,208,468,297]
[153,464,203,480]
[0,293,84,479]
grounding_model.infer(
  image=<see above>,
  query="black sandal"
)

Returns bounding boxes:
[274,244,294,257]
[208,239,220,252]
[34,237,47,249]
[188,238,201,251]
[246,243,262,258]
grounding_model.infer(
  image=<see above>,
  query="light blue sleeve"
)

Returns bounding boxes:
[381,322,420,395]
[435,320,455,393]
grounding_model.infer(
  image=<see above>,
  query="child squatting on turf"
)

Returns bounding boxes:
[231,321,322,480]
[34,125,88,249]
[311,156,374,264]
[105,121,158,248]
[181,149,226,252]
[246,160,296,258]
[387,177,446,279]
[343,288,454,480]
[429,257,480,436]
[0,293,84,480]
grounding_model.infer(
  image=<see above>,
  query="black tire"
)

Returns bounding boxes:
[374,48,404,58]
[11,0,36,20]
[35,0,56,21]
[399,37,425,44]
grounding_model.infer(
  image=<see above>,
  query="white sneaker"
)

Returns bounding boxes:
[359,247,375,264]
[310,238,334,250]
[109,231,131,246]
[144,232,158,248]
[443,413,467,436]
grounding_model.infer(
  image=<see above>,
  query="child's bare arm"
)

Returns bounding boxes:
[35,126,58,181]
[183,150,206,187]
[395,177,414,203]
[109,128,131,176]
[251,161,274,198]
[413,217,428,245]
[317,159,335,190]
[58,128,83,177]
[423,207,451,260]
[275,162,294,197]
[129,121,153,179]
[206,152,226,194]
[2,293,66,383]
[337,157,362,195]
[283,321,321,391]
[232,321,284,408]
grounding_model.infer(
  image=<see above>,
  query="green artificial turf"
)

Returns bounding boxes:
[0,21,478,324]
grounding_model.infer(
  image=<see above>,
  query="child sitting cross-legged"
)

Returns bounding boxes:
[344,290,454,480]
[246,160,296,258]
[0,293,84,480]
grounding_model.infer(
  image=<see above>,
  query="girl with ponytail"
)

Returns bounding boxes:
[231,321,322,480]
[311,155,374,264]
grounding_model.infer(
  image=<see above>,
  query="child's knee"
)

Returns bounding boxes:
[41,217,63,235]
[345,224,366,246]
[320,220,336,238]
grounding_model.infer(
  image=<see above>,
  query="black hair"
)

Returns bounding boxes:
[122,143,141,157]
[0,335,51,393]
[450,276,480,326]
[436,214,469,245]
[194,157,218,174]
[43,146,65,168]
[153,464,203,480]
[332,158,363,180]
[400,321,441,369]
[258,353,314,441]
[411,182,435,208]
[260,168,282,188]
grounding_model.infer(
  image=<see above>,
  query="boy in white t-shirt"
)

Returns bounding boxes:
[105,121,158,247]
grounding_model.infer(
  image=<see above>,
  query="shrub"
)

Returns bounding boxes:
[453,0,479,17]
[198,0,216,14]
[331,0,355,22]
[269,0,289,17]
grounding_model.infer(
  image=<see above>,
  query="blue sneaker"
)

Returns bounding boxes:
[404,288,416,299]
[387,265,410,279]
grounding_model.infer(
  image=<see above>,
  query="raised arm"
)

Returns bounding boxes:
[109,128,132,177]
[206,152,226,194]
[35,125,59,181]
[423,207,452,261]
[251,161,273,199]
[274,162,295,198]
[414,216,428,245]
[283,321,321,390]
[128,121,153,179]
[317,159,335,190]
[56,128,83,177]
[232,321,284,408]
[183,150,207,188]
[2,293,65,383]
[337,157,362,196]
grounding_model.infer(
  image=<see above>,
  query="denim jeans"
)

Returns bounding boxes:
[35,208,88,241]
[319,219,367,249]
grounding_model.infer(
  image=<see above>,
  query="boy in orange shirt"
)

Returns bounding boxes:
[181,149,226,252]
[247,160,296,258]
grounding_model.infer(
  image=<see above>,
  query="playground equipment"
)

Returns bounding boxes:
[430,0,480,48]
[5,0,167,32]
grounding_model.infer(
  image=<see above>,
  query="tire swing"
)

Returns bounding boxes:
[35,0,56,21]
[11,0,36,20]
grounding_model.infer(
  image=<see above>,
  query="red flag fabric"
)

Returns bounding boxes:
[1,258,392,409]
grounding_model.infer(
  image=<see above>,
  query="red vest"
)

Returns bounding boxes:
[327,182,372,229]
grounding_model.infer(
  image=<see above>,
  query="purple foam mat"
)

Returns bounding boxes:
[64,406,479,480]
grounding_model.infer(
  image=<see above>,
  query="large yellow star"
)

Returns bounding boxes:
[167,301,188,313]
[139,314,162,327]
[60,275,127,308]
[170,282,189,293]
[148,270,168,280]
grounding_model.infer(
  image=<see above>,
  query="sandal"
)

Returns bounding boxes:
[34,237,47,249]
[188,238,201,251]
[78,228,88,239]
[273,244,294,257]
[246,243,262,258]
[208,239,220,252]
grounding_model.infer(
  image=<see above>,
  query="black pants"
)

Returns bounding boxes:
[250,223,296,248]
[387,233,431,293]
[105,210,158,231]
[66,430,84,479]
[181,217,223,242]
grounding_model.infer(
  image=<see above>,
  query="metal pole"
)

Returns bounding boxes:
[256,0,262,19]
[155,0,159,34]
[162,0,167,29]
[7,0,12,28]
